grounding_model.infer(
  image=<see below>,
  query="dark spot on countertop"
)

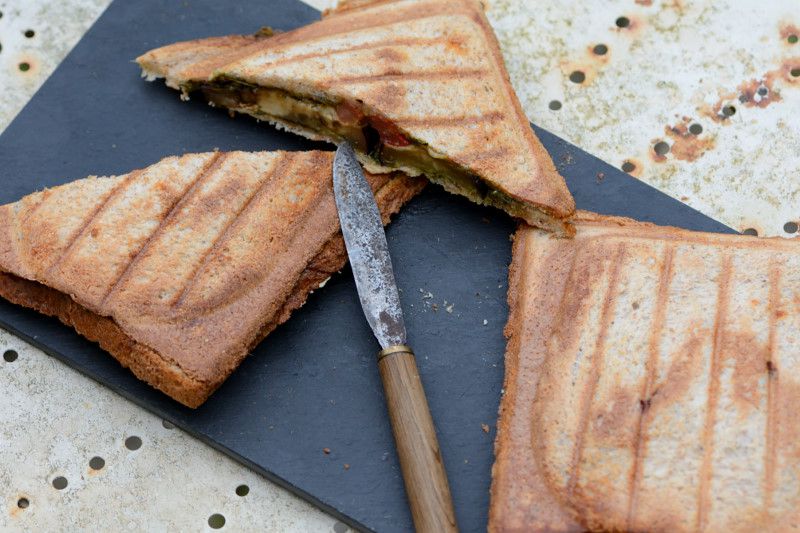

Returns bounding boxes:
[621,158,642,177]
[662,118,715,162]
[738,77,782,108]
[780,23,800,44]
[704,65,799,122]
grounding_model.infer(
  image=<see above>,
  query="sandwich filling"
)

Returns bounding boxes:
[195,79,568,234]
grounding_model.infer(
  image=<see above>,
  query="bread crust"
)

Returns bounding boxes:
[0,152,424,408]
[491,215,800,532]
[490,226,584,533]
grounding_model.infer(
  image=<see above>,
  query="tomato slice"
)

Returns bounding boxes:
[335,101,365,125]
[336,101,411,148]
[368,115,411,147]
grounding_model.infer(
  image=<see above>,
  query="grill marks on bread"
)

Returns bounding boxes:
[169,153,300,311]
[46,155,218,307]
[0,151,426,407]
[327,67,488,86]
[695,254,733,533]
[763,263,781,515]
[44,171,140,280]
[100,152,228,309]
[565,245,627,501]
[626,245,675,529]
[492,214,800,532]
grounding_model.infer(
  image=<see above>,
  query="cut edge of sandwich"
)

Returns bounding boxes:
[137,62,575,238]
[488,218,586,533]
[0,171,425,408]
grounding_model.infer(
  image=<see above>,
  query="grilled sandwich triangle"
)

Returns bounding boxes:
[0,151,424,407]
[136,0,576,235]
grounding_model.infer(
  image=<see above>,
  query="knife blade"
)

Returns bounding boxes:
[332,142,406,349]
[333,142,458,533]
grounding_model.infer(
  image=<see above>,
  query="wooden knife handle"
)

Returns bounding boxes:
[377,345,458,533]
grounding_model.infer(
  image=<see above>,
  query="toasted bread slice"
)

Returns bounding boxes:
[491,212,800,532]
[135,0,575,236]
[0,151,424,408]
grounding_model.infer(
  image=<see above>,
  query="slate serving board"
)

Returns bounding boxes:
[0,1,735,531]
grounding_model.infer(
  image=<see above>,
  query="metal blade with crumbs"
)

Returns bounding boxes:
[333,142,406,349]
[333,143,457,533]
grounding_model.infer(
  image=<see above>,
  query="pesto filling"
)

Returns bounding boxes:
[196,80,559,229]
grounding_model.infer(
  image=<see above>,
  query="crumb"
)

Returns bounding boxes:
[481,423,490,433]
[432,303,439,312]
[344,464,350,470]
[481,217,491,224]
[445,303,454,313]
[323,448,331,455]
[483,319,488,326]
[596,172,605,182]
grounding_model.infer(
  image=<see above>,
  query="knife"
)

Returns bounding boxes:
[333,142,458,533]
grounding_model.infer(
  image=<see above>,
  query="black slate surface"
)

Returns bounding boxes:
[0,1,735,531]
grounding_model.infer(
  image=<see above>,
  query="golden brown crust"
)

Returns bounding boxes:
[491,215,800,532]
[490,227,584,533]
[136,0,575,228]
[0,271,210,407]
[0,206,20,276]
[0,152,425,408]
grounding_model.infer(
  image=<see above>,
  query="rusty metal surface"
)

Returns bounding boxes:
[488,0,800,238]
[0,330,337,532]
[0,0,109,131]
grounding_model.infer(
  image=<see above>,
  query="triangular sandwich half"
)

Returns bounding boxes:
[491,212,800,532]
[136,0,576,235]
[0,151,424,407]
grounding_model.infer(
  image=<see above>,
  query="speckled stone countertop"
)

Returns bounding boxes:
[1,0,797,530]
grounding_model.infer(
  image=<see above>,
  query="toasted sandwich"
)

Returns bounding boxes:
[135,0,576,235]
[0,151,424,408]
[491,212,800,532]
